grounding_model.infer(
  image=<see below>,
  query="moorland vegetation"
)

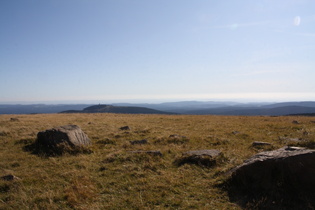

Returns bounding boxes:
[1,113,315,209]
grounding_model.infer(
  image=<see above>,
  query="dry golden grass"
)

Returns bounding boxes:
[0,113,315,209]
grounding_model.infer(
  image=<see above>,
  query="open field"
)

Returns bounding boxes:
[1,113,315,209]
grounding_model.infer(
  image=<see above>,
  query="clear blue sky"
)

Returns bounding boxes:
[1,0,315,103]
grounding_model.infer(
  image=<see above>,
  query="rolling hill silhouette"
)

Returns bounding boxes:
[60,104,174,114]
[1,101,315,116]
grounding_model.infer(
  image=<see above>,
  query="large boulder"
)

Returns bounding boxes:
[229,146,315,208]
[36,125,91,154]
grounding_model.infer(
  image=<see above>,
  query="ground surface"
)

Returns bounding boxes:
[1,113,315,209]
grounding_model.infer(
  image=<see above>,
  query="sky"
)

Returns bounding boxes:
[1,0,315,104]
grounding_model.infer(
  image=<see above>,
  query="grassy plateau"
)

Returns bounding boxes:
[0,113,315,209]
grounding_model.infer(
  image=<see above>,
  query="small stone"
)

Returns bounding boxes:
[130,139,148,145]
[183,150,221,157]
[169,134,187,139]
[1,174,20,181]
[252,141,272,147]
[167,134,189,144]
[278,137,304,142]
[130,150,162,156]
[120,126,130,131]
[285,146,305,151]
[176,149,222,167]
[232,131,240,135]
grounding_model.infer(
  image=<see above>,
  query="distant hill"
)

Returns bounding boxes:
[0,104,91,114]
[261,101,315,109]
[287,113,315,116]
[1,101,315,116]
[60,104,174,115]
[112,101,243,113]
[183,105,315,116]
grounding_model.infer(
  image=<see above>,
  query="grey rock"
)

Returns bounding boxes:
[130,150,162,156]
[169,134,187,139]
[183,149,221,157]
[1,174,20,181]
[37,125,91,148]
[10,118,19,122]
[167,134,189,144]
[228,146,315,208]
[232,131,240,135]
[251,141,272,147]
[176,149,222,167]
[120,126,130,131]
[278,136,305,142]
[230,146,315,192]
[130,139,148,145]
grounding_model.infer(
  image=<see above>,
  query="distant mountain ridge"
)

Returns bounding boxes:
[184,105,315,116]
[113,101,315,116]
[0,104,91,114]
[261,101,315,108]
[1,101,315,116]
[60,104,174,115]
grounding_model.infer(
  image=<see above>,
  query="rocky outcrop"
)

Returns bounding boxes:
[36,125,91,154]
[229,146,315,208]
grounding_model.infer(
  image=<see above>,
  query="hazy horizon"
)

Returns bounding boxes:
[1,1,315,103]
[1,96,315,105]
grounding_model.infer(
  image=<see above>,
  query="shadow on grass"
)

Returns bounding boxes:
[218,177,315,210]
[23,140,93,157]
[174,156,218,168]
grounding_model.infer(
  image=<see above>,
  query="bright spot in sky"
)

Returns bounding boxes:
[294,16,301,26]
[230,23,239,30]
